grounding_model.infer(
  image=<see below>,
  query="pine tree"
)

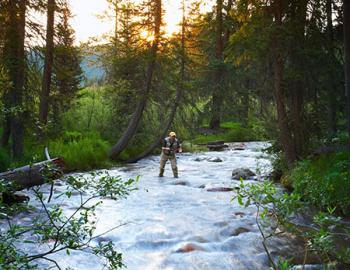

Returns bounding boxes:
[51,0,83,126]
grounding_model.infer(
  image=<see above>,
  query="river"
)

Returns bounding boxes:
[6,142,302,270]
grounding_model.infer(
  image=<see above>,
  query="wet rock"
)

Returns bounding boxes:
[169,180,190,186]
[214,221,230,227]
[206,187,233,192]
[234,212,246,218]
[194,157,206,162]
[231,227,251,236]
[292,265,325,270]
[268,234,323,266]
[232,168,256,180]
[207,157,223,162]
[219,224,253,237]
[175,243,206,253]
[54,180,65,186]
[232,143,246,150]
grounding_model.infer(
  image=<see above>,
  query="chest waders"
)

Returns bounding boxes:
[159,138,179,178]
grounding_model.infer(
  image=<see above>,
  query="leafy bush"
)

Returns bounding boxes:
[49,133,111,171]
[0,171,137,269]
[191,122,255,144]
[289,151,350,215]
[0,148,10,172]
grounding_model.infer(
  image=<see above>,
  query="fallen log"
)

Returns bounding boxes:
[0,157,65,191]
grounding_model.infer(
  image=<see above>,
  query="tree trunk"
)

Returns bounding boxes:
[39,0,55,125]
[125,0,186,163]
[241,79,250,128]
[326,0,338,136]
[209,0,224,130]
[273,0,297,167]
[3,0,26,158]
[0,157,64,190]
[224,0,234,44]
[344,0,350,139]
[1,116,11,147]
[289,0,308,156]
[109,0,162,158]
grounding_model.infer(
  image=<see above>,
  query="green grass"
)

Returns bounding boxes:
[49,132,112,172]
[289,151,350,215]
[191,121,255,144]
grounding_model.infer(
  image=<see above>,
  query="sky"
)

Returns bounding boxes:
[68,0,214,43]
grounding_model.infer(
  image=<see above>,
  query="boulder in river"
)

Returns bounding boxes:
[206,187,233,192]
[194,157,207,162]
[231,168,256,180]
[207,157,223,162]
[175,243,206,253]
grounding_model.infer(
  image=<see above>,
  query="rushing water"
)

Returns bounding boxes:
[8,142,289,270]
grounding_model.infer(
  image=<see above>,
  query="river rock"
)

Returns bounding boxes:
[168,180,190,186]
[232,168,256,180]
[194,156,206,162]
[206,187,233,192]
[207,157,223,162]
[175,243,206,253]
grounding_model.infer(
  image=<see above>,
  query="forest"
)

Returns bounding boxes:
[0,0,350,269]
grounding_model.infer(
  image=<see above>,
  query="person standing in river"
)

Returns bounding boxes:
[159,132,182,178]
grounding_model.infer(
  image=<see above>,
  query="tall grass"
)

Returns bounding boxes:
[49,132,111,172]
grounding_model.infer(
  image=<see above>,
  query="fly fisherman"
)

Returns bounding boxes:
[159,132,182,178]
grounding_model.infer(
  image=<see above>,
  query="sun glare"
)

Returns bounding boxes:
[140,30,155,42]
[68,0,214,43]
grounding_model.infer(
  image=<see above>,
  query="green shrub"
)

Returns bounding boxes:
[49,133,111,171]
[290,151,350,215]
[0,148,11,172]
[191,122,254,144]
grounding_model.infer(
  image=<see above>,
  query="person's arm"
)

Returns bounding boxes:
[177,140,183,153]
[162,139,170,151]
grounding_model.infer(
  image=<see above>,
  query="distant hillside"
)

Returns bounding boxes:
[80,54,105,83]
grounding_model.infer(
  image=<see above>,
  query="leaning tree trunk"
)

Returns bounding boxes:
[125,0,187,163]
[39,0,55,125]
[273,0,297,167]
[0,157,64,190]
[344,0,350,140]
[209,0,224,130]
[109,0,162,159]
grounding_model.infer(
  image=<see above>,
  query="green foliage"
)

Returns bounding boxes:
[0,171,137,269]
[191,122,255,144]
[49,132,111,171]
[233,180,350,267]
[0,147,10,172]
[289,151,350,215]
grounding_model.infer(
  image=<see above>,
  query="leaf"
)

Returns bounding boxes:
[237,195,244,206]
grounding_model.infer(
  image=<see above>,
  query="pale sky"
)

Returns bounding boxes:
[68,0,214,43]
